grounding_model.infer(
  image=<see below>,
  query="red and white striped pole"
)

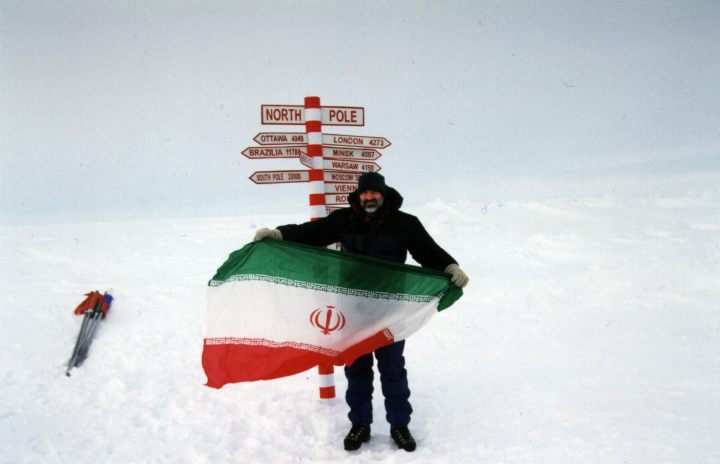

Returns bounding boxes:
[305,96,336,399]
[305,96,325,221]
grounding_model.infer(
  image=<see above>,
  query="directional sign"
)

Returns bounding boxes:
[324,171,362,183]
[242,146,305,159]
[261,105,365,126]
[299,152,314,169]
[254,132,390,149]
[324,193,351,205]
[298,155,380,173]
[324,182,357,194]
[323,133,391,149]
[254,132,307,145]
[323,147,381,161]
[249,170,366,186]
[324,158,381,173]
[249,170,309,184]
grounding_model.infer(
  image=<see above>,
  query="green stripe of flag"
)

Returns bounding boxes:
[209,240,462,311]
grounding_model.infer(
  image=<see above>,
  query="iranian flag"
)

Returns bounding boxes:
[202,239,462,389]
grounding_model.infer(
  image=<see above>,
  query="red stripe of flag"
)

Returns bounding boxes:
[202,330,394,388]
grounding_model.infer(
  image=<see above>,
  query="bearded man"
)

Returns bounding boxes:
[254,172,469,452]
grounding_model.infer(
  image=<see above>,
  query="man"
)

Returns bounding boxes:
[254,172,469,452]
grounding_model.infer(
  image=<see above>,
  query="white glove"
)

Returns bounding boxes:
[445,264,469,288]
[253,228,282,241]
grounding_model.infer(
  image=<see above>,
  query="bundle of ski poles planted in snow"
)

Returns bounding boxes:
[66,290,113,376]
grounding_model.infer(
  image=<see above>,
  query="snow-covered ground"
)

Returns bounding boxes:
[3,1,719,462]
[1,172,718,463]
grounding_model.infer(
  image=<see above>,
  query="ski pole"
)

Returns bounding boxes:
[74,311,102,367]
[66,310,94,376]
[71,290,113,370]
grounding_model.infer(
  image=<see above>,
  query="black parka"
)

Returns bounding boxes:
[277,186,457,271]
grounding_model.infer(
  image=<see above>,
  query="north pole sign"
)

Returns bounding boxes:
[261,105,365,126]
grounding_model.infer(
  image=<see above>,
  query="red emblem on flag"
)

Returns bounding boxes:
[310,305,346,335]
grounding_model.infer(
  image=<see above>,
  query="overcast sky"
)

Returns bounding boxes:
[2,0,719,223]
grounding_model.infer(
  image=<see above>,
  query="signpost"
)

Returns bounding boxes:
[261,105,365,126]
[242,96,391,400]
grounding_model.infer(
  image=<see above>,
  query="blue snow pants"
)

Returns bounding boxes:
[344,340,413,427]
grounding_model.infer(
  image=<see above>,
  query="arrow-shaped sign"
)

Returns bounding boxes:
[249,170,365,185]
[242,146,305,159]
[253,132,307,145]
[324,194,351,205]
[248,170,309,184]
[323,133,391,149]
[324,182,357,194]
[254,132,391,149]
[299,152,315,169]
[323,147,381,161]
[299,155,381,173]
[324,171,363,183]
[324,158,381,173]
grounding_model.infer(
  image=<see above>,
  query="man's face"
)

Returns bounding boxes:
[359,190,384,214]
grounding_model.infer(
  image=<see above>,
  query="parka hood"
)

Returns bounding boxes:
[348,185,404,220]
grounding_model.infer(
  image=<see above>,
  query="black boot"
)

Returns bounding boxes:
[343,424,371,451]
[390,425,416,452]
